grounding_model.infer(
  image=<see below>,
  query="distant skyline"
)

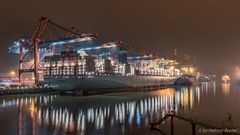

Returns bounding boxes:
[1,0,240,76]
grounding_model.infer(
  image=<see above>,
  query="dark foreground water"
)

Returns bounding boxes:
[0,82,240,135]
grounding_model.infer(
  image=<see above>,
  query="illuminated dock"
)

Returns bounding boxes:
[4,17,201,94]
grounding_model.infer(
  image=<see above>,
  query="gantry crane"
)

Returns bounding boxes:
[18,17,98,85]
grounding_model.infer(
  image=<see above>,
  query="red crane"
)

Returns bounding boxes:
[19,17,95,85]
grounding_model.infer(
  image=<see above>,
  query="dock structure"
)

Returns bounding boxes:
[0,88,57,96]
[0,84,172,96]
[150,112,238,135]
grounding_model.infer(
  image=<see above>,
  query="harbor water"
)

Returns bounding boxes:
[0,82,239,135]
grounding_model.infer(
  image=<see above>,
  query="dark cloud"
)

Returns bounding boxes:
[1,0,240,75]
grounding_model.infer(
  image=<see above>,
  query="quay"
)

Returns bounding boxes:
[0,88,57,96]
[0,84,173,96]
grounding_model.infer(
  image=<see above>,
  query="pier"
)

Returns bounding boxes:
[0,84,172,96]
[0,88,57,96]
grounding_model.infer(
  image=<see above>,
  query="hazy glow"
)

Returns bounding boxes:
[221,74,231,83]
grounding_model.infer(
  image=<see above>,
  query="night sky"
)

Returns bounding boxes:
[1,0,240,76]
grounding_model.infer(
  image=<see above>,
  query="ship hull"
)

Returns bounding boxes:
[45,75,178,91]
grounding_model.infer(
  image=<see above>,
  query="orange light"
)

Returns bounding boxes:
[222,74,230,83]
[10,71,16,77]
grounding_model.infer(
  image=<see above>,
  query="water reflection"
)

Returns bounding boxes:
[0,84,215,135]
[222,83,231,96]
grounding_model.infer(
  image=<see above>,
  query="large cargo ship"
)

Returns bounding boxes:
[42,41,181,91]
[8,17,185,92]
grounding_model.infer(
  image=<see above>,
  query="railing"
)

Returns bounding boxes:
[150,112,238,135]
[174,112,222,129]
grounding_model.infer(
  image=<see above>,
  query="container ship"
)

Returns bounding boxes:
[8,17,183,92]
[43,47,180,92]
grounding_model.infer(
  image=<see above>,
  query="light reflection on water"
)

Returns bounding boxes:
[0,83,226,135]
[222,83,231,96]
